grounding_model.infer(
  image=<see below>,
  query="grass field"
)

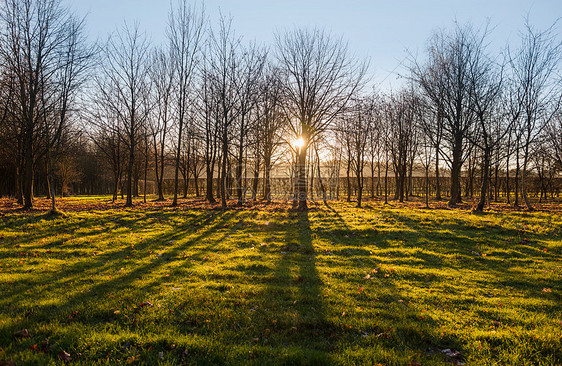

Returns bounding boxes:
[0,196,561,365]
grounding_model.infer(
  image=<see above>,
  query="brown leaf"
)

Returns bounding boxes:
[58,351,71,363]
[38,339,50,353]
[13,329,31,338]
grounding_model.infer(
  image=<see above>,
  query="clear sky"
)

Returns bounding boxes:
[65,0,560,90]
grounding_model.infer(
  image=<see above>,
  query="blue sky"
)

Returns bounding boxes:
[65,0,560,90]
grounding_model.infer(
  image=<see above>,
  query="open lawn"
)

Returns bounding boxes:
[0,197,561,365]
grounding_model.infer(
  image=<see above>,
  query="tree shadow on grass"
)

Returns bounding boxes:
[241,210,335,364]
[0,210,242,333]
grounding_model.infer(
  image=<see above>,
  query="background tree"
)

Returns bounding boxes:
[208,16,242,208]
[413,24,482,206]
[96,23,151,207]
[148,48,175,201]
[509,21,562,210]
[168,0,205,206]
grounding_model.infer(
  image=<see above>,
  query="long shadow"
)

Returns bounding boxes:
[246,210,333,363]
[307,204,471,361]
[0,210,241,330]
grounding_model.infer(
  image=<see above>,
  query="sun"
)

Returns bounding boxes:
[294,137,305,149]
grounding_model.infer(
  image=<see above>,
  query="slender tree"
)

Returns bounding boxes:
[168,0,205,206]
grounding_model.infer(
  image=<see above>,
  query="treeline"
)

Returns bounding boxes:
[0,0,560,212]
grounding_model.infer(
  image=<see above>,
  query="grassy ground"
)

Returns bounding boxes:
[0,196,561,365]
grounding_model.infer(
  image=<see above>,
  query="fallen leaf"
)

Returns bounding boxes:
[58,351,71,363]
[14,329,31,338]
[38,339,50,353]
[66,310,79,323]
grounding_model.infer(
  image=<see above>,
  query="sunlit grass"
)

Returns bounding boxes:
[0,198,560,365]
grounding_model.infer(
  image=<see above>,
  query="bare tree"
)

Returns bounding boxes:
[275,27,367,211]
[417,109,435,208]
[96,23,151,207]
[148,48,175,201]
[338,97,375,207]
[198,59,219,203]
[256,67,285,202]
[208,16,242,208]
[383,89,419,203]
[509,21,562,210]
[233,44,266,204]
[0,0,89,208]
[465,37,508,212]
[168,0,205,206]
[412,24,482,206]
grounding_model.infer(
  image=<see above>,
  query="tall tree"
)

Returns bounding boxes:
[168,0,205,206]
[275,27,366,211]
[509,21,562,210]
[0,0,89,208]
[96,23,151,207]
[413,24,482,206]
[148,48,175,201]
[233,44,266,205]
[208,16,242,208]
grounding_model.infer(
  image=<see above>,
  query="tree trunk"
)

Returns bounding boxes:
[194,174,200,197]
[521,150,533,210]
[505,144,510,204]
[23,135,34,209]
[435,148,441,200]
[296,146,308,211]
[315,147,327,203]
[384,156,389,205]
[236,135,244,205]
[476,148,490,212]
[125,140,134,207]
[49,172,57,212]
[370,160,375,198]
[448,134,463,206]
[514,140,520,207]
[425,166,430,208]
[143,143,148,203]
[356,168,363,208]
[346,159,351,202]
[45,161,51,200]
[221,137,228,209]
[252,159,259,201]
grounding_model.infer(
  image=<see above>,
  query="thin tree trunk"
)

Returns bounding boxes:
[435,148,441,200]
[521,149,533,210]
[476,148,490,212]
[356,167,363,208]
[425,166,430,208]
[514,140,520,207]
[346,159,351,202]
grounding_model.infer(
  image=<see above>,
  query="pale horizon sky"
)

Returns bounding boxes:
[65,0,560,91]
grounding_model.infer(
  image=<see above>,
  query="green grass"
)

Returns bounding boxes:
[0,197,561,365]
